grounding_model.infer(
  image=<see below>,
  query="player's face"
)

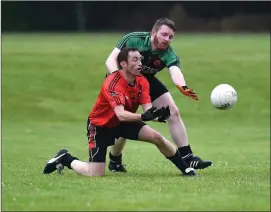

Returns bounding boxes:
[126,51,143,76]
[152,25,174,50]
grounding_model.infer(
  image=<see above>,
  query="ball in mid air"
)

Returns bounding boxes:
[211,84,237,110]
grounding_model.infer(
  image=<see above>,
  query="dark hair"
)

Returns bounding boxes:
[117,47,138,68]
[152,18,176,32]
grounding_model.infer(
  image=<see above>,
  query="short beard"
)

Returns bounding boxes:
[153,35,168,51]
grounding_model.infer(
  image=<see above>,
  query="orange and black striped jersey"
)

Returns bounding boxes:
[89,71,151,128]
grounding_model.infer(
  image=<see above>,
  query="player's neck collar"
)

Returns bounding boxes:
[128,80,136,87]
[120,70,136,87]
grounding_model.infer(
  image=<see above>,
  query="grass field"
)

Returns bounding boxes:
[2,33,270,211]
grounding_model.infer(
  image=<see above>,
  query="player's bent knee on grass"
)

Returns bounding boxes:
[71,160,106,177]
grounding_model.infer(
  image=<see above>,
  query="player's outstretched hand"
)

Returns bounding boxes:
[141,107,162,121]
[176,85,199,100]
[140,65,160,76]
[157,106,171,123]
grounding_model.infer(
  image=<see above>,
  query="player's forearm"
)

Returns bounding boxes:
[168,66,187,86]
[105,57,119,74]
[115,110,142,122]
[171,72,186,86]
[105,47,121,74]
[169,66,198,100]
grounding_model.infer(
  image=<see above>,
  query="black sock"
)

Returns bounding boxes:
[109,152,122,164]
[61,153,79,169]
[166,150,189,173]
[178,145,193,159]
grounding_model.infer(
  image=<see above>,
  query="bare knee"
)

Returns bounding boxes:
[71,161,105,177]
[151,132,167,147]
[88,172,105,177]
[168,105,180,121]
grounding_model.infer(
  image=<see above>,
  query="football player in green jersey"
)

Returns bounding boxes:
[105,18,212,172]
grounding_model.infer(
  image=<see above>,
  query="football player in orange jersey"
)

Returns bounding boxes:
[43,47,197,177]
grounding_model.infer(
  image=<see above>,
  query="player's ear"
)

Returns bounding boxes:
[120,61,127,68]
[151,29,156,36]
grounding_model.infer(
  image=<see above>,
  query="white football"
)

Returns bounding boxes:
[211,84,238,110]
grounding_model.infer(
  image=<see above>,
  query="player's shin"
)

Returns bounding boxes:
[108,138,127,172]
[110,137,126,156]
[166,108,194,158]
[166,150,190,173]
[155,138,177,157]
[167,112,189,147]
[154,136,191,173]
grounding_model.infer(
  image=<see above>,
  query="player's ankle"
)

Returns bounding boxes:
[109,152,122,163]
[62,153,79,169]
[178,145,193,159]
[166,150,189,173]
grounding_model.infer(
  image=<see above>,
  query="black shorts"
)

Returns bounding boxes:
[86,118,146,163]
[146,76,169,102]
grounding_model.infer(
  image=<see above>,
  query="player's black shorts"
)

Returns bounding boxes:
[146,76,169,102]
[86,118,146,163]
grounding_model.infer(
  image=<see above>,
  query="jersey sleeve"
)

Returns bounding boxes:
[139,78,151,105]
[102,83,125,109]
[116,33,137,49]
[162,47,181,68]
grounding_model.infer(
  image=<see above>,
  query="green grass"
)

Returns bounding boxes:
[2,33,270,211]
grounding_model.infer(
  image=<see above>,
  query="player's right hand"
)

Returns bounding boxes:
[176,85,199,100]
[141,107,162,121]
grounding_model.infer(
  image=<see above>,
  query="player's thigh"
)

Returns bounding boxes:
[148,76,169,102]
[137,125,167,146]
[115,121,146,141]
[87,118,115,163]
[152,92,180,117]
[116,122,165,146]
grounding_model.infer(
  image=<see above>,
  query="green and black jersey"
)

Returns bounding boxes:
[116,32,180,71]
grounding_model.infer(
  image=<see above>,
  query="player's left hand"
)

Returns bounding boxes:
[157,106,171,123]
[140,65,160,76]
[176,85,199,100]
